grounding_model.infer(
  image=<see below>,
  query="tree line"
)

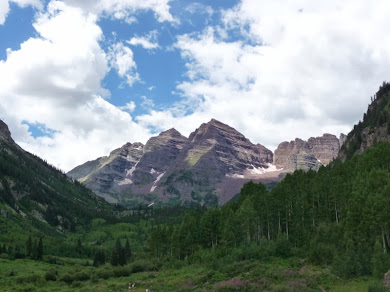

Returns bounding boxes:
[148,142,390,278]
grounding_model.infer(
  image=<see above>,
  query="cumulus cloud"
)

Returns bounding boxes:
[120,101,136,113]
[185,3,213,17]
[107,42,140,86]
[0,0,42,25]
[138,0,390,151]
[64,0,175,23]
[127,30,160,50]
[0,1,150,171]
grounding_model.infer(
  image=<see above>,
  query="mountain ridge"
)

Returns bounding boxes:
[68,119,343,206]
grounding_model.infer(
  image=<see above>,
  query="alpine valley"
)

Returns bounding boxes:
[68,119,345,206]
[2,82,390,291]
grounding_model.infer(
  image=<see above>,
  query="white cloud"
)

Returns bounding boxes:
[0,1,150,171]
[127,30,160,50]
[0,0,42,25]
[0,1,10,25]
[120,101,136,113]
[107,42,140,86]
[138,0,390,151]
[185,3,213,17]
[64,0,175,23]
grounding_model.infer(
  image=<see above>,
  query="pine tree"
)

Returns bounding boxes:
[36,238,43,260]
[76,238,82,255]
[26,235,32,257]
[124,238,131,263]
[372,239,389,278]
[111,238,125,266]
[93,249,106,267]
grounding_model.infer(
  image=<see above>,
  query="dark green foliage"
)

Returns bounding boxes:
[110,238,126,266]
[93,249,106,267]
[25,235,32,257]
[36,238,43,260]
[372,240,390,278]
[44,269,58,281]
[368,285,388,292]
[341,82,390,158]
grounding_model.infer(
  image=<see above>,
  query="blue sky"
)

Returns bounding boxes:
[1,0,390,171]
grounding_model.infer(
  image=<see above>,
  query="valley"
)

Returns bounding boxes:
[1,82,390,291]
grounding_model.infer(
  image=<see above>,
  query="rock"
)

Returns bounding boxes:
[68,142,144,203]
[68,119,276,205]
[68,119,341,206]
[384,270,390,288]
[285,152,322,171]
[339,133,347,147]
[339,82,390,160]
[274,134,344,170]
[0,120,14,143]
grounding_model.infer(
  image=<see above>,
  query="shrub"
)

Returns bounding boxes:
[44,269,58,281]
[16,274,41,284]
[368,285,387,292]
[97,269,114,279]
[130,260,159,273]
[90,274,99,283]
[73,272,90,281]
[59,273,73,284]
[113,266,131,277]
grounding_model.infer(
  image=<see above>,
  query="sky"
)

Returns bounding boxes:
[1,0,390,171]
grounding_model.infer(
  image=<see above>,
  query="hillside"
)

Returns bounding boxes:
[0,120,114,238]
[339,81,390,159]
[68,119,280,206]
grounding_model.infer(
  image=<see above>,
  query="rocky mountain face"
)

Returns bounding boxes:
[274,134,345,171]
[68,119,278,206]
[339,82,390,160]
[0,120,112,234]
[69,119,346,206]
[0,120,14,143]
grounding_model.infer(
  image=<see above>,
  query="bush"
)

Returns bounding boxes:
[130,260,159,273]
[275,234,291,258]
[16,274,41,284]
[73,272,90,281]
[44,269,58,281]
[90,274,99,283]
[113,266,131,277]
[59,273,73,284]
[368,285,387,292]
[97,269,114,279]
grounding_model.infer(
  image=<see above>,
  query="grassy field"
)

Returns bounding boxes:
[0,256,385,291]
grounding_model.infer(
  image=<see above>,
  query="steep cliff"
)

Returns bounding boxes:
[274,133,343,171]
[68,119,277,205]
[339,82,390,160]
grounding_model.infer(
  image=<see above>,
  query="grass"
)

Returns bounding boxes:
[0,256,385,291]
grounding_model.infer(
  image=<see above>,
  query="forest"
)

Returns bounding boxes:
[1,142,390,290]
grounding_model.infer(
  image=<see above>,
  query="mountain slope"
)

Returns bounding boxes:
[69,119,278,205]
[274,133,346,171]
[339,81,390,160]
[0,120,114,236]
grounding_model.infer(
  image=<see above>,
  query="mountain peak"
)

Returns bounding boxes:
[0,120,14,143]
[159,128,183,138]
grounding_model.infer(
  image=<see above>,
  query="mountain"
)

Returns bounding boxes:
[274,133,346,171]
[339,81,390,160]
[0,120,113,236]
[69,119,279,206]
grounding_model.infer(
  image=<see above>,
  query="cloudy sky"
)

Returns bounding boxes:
[1,0,390,171]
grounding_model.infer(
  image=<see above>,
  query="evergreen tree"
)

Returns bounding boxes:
[26,235,32,257]
[76,238,82,254]
[111,238,125,266]
[124,238,131,263]
[372,239,389,278]
[93,249,106,267]
[36,238,43,260]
